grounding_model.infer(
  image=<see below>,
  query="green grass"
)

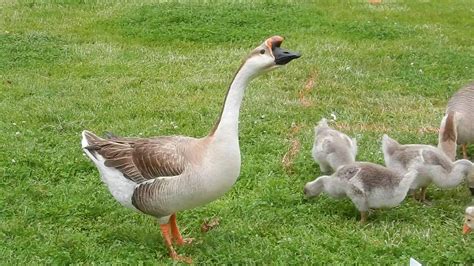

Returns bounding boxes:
[1,0,474,264]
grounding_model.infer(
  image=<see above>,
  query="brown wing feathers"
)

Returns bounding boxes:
[133,142,185,178]
[83,131,186,184]
[131,179,165,216]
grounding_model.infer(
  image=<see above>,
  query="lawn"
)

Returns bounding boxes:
[1,0,473,264]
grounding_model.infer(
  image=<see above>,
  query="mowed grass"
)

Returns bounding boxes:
[1,0,474,264]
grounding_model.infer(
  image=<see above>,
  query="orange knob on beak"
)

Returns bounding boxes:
[463,224,472,234]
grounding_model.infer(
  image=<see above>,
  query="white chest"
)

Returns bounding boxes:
[164,142,241,213]
[201,144,241,197]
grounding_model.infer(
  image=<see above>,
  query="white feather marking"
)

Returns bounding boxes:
[419,150,426,163]
[347,168,364,193]
[466,206,474,215]
[81,131,138,211]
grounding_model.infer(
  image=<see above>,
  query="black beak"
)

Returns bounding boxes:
[470,187,474,196]
[273,46,301,65]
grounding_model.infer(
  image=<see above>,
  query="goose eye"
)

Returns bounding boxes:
[259,49,265,54]
[468,219,472,222]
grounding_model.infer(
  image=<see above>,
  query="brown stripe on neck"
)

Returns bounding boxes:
[442,111,457,142]
[208,60,246,137]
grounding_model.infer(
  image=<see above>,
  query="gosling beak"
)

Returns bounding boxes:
[265,35,301,65]
[469,187,474,196]
[463,223,472,234]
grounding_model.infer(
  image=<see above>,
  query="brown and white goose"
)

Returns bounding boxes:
[311,118,357,173]
[382,134,474,202]
[304,162,416,223]
[81,36,300,262]
[438,82,474,161]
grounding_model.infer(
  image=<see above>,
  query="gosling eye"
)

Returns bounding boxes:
[468,219,472,222]
[259,49,265,55]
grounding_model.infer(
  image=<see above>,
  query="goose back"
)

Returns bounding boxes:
[335,162,414,211]
[337,162,403,192]
[446,82,474,144]
[312,120,357,172]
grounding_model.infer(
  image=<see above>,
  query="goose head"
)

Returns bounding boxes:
[242,36,300,77]
[463,206,474,234]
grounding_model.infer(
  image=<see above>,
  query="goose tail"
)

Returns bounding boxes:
[382,134,400,156]
[315,118,329,135]
[81,130,105,163]
[317,118,328,128]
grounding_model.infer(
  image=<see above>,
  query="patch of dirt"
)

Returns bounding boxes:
[201,217,220,233]
[298,71,318,107]
[282,123,302,174]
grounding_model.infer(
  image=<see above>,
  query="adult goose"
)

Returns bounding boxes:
[304,162,416,223]
[438,82,474,161]
[81,36,300,262]
[382,134,474,202]
[311,118,357,173]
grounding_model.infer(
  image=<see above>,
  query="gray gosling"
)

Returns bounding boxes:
[382,134,474,202]
[304,162,416,223]
[311,118,357,173]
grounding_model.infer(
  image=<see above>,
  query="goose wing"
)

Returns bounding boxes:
[336,164,364,194]
[83,131,194,183]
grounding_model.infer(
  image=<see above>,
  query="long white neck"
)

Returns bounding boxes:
[322,177,347,198]
[211,62,258,141]
[432,160,472,188]
[400,170,417,190]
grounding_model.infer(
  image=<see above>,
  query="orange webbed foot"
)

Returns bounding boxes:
[176,237,194,246]
[170,251,193,264]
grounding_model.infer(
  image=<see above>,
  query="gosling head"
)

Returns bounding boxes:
[243,35,301,76]
[303,176,328,198]
[463,207,474,234]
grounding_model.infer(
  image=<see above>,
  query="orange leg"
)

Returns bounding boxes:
[170,213,186,245]
[360,211,368,224]
[412,190,418,201]
[160,223,192,263]
[419,187,432,205]
[420,187,427,202]
[160,224,178,258]
[462,144,468,159]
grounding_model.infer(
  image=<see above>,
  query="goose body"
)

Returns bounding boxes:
[81,36,300,261]
[311,118,357,173]
[382,134,474,202]
[81,134,239,216]
[438,82,474,161]
[304,162,416,223]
